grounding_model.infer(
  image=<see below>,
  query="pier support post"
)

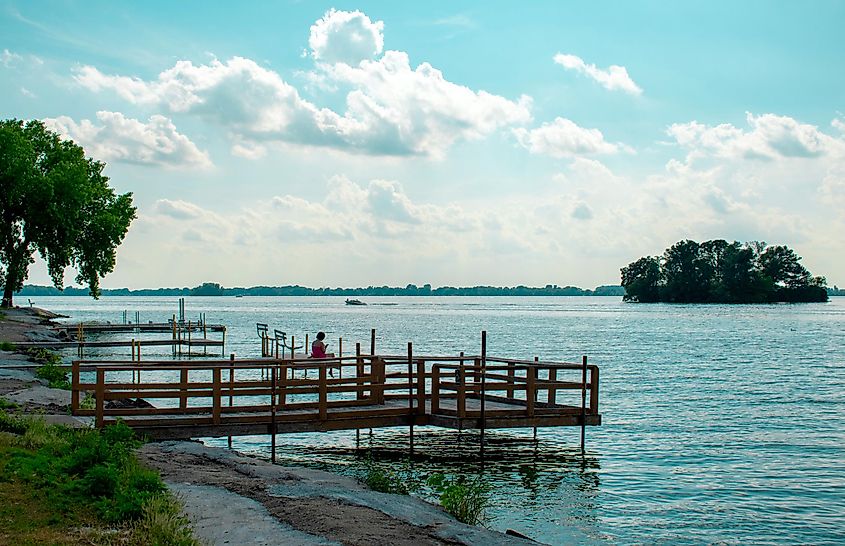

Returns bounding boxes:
[580,355,588,452]
[480,331,487,451]
[228,353,235,450]
[408,342,414,457]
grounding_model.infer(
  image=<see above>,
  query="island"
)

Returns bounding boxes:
[621,239,828,303]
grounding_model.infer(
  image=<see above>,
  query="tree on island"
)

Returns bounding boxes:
[0,119,136,308]
[621,239,828,303]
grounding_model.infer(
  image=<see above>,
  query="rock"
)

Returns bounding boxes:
[105,398,155,409]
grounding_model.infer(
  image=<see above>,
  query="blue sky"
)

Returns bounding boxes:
[2,1,844,289]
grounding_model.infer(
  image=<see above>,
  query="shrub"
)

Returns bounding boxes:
[427,473,490,525]
[0,340,15,351]
[34,360,70,390]
[0,397,19,410]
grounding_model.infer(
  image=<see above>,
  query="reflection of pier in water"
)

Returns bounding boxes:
[71,332,601,458]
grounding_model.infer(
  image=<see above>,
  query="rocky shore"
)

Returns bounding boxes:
[0,306,542,546]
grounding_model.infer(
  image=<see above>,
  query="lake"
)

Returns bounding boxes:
[32,295,845,545]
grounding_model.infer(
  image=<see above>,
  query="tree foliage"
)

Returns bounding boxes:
[0,119,136,307]
[621,239,828,303]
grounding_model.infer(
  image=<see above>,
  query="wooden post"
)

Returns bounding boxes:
[180,366,188,410]
[480,331,487,446]
[527,366,536,417]
[172,315,177,356]
[376,357,385,404]
[305,333,309,355]
[339,337,343,358]
[431,365,440,414]
[291,336,295,359]
[319,366,328,421]
[188,320,192,355]
[416,359,425,415]
[356,343,364,400]
[228,353,235,449]
[370,328,376,355]
[270,364,277,463]
[457,352,466,419]
[71,360,80,412]
[212,367,222,425]
[507,360,515,398]
[590,366,599,414]
[581,355,588,451]
[95,368,105,428]
[407,342,414,454]
[131,338,136,362]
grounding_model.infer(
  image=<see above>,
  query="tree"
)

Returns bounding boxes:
[621,256,662,302]
[0,119,136,307]
[757,245,812,288]
[661,240,712,302]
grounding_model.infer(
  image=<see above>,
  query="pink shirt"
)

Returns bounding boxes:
[311,340,327,358]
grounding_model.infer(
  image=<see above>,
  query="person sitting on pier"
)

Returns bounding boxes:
[311,331,328,358]
[310,331,338,377]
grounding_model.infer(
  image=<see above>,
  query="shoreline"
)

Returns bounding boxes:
[0,305,543,545]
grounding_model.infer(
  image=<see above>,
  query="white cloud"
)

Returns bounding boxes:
[668,113,845,163]
[20,87,35,98]
[45,111,211,168]
[1,48,23,67]
[309,9,384,66]
[154,199,207,220]
[513,117,620,158]
[553,53,642,95]
[73,11,531,159]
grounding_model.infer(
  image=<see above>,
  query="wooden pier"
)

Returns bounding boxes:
[70,353,600,445]
[29,319,227,357]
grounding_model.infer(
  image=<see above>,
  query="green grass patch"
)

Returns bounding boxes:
[427,472,491,525]
[0,413,201,545]
[0,340,15,351]
[0,397,19,410]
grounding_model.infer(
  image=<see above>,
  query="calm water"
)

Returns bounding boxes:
[34,295,845,545]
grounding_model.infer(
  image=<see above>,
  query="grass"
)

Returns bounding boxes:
[0,397,19,410]
[0,340,15,351]
[427,473,491,525]
[0,412,201,545]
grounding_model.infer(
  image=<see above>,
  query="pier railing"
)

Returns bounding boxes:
[71,354,599,435]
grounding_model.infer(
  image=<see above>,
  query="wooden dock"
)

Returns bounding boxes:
[71,354,600,444]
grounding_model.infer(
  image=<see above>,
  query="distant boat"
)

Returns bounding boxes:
[235,295,244,298]
[345,298,367,306]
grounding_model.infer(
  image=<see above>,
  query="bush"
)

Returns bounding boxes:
[0,340,15,351]
[427,473,490,525]
[126,493,200,546]
[34,360,70,389]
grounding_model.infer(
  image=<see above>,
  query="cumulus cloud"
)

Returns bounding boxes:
[513,117,620,158]
[668,113,845,163]
[73,10,531,159]
[45,111,211,168]
[309,9,384,66]
[553,53,642,95]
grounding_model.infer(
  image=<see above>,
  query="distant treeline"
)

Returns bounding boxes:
[621,239,829,303]
[17,283,626,297]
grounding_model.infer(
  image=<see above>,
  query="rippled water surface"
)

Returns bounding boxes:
[35,296,845,545]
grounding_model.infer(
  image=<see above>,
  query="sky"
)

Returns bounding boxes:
[2,1,844,290]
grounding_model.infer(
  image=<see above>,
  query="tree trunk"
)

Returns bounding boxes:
[1,283,12,308]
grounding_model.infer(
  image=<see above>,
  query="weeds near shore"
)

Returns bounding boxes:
[359,453,421,495]
[0,413,201,544]
[0,340,15,351]
[27,347,71,389]
[427,472,490,525]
